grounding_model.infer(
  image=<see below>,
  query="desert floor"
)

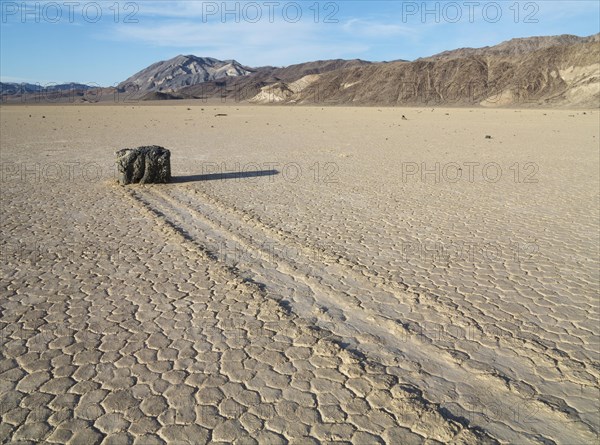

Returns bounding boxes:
[1,103,598,445]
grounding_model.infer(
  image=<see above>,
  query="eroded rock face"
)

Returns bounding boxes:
[116,146,171,185]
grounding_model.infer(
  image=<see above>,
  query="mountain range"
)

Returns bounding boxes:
[2,33,598,107]
[0,82,95,96]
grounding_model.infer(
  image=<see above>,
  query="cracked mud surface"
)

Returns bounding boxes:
[1,104,598,444]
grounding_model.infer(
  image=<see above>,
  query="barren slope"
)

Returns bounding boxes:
[290,40,599,107]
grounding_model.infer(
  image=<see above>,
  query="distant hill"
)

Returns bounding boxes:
[0,82,95,97]
[117,55,255,94]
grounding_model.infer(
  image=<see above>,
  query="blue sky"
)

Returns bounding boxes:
[1,1,598,85]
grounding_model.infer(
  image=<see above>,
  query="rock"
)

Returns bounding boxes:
[115,146,171,185]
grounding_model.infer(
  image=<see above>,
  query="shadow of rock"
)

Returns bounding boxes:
[171,169,279,184]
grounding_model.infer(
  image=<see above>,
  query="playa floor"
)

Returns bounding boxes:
[1,104,598,444]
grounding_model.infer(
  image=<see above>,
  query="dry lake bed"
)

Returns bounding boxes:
[1,103,598,444]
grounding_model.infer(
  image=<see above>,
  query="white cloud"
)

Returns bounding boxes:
[106,19,371,66]
[117,19,319,47]
[134,1,221,19]
[342,18,418,38]
[134,1,321,22]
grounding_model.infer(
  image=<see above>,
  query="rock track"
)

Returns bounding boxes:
[1,179,498,444]
[123,184,598,444]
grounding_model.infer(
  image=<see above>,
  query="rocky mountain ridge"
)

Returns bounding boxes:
[3,33,598,107]
[118,55,255,93]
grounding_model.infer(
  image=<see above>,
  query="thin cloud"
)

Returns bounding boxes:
[110,19,322,47]
[106,19,371,66]
[342,18,418,38]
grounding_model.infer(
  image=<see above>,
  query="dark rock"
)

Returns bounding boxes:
[116,145,171,185]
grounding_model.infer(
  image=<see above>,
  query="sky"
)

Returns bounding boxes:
[1,0,599,86]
